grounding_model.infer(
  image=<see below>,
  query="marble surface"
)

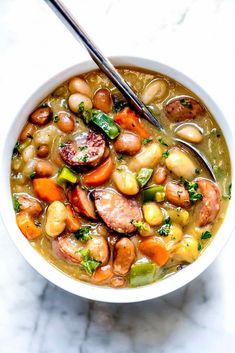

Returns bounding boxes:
[1,0,235,352]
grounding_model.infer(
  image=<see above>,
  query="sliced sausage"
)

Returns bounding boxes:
[59,130,106,169]
[195,179,220,226]
[68,186,97,220]
[57,234,83,263]
[17,194,42,216]
[165,182,191,208]
[94,189,143,233]
[165,96,205,122]
[29,107,52,125]
[113,237,135,275]
[113,131,141,156]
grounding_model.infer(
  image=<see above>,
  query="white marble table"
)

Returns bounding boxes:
[1,0,235,352]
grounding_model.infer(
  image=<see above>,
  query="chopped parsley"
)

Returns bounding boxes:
[158,138,168,147]
[13,141,20,155]
[142,138,153,145]
[12,195,21,212]
[180,99,192,109]
[78,145,88,151]
[201,231,212,240]
[198,242,202,251]
[184,180,203,202]
[74,226,92,241]
[117,154,124,162]
[80,154,89,163]
[158,216,171,236]
[35,220,41,228]
[222,183,232,200]
[30,171,36,179]
[53,115,59,123]
[78,101,85,113]
[78,248,101,275]
[40,102,48,108]
[131,220,148,232]
[59,143,66,148]
[162,150,170,158]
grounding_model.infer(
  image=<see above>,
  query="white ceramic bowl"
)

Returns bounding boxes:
[1,56,234,303]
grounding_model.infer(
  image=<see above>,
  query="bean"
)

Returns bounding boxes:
[176,124,203,144]
[20,123,36,142]
[143,202,164,226]
[165,182,191,208]
[56,112,75,133]
[128,143,162,172]
[68,93,92,112]
[30,107,52,125]
[142,79,169,105]
[36,145,49,158]
[34,126,57,146]
[153,166,167,184]
[113,237,135,275]
[165,148,197,180]
[93,88,112,113]
[174,235,199,263]
[110,277,125,288]
[22,145,35,163]
[113,131,141,156]
[68,77,92,97]
[45,201,67,237]
[113,167,139,196]
[35,160,54,177]
[86,236,109,265]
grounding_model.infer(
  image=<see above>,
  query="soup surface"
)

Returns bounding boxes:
[10,67,231,288]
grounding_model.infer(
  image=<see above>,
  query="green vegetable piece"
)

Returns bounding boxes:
[57,165,78,185]
[201,231,212,240]
[130,263,156,287]
[12,195,21,212]
[91,112,120,139]
[136,168,153,187]
[142,184,164,202]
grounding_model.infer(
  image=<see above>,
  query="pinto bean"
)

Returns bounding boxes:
[35,160,54,177]
[165,182,191,208]
[153,166,167,184]
[29,107,52,125]
[195,179,220,226]
[20,123,36,142]
[68,77,92,97]
[113,237,135,275]
[36,145,49,158]
[57,112,75,133]
[93,88,113,113]
[113,131,141,156]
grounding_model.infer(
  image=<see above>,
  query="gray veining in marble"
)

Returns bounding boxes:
[1,0,235,352]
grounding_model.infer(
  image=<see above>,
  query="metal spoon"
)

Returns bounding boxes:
[45,0,216,181]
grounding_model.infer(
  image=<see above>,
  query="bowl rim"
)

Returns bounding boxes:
[1,55,235,303]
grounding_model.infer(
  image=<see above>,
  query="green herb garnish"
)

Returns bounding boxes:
[201,231,212,240]
[162,150,170,158]
[13,141,20,155]
[30,171,36,179]
[131,220,148,232]
[12,195,21,212]
[59,143,66,148]
[35,220,41,228]
[142,138,153,145]
[74,226,92,241]
[117,154,123,162]
[184,180,203,202]
[158,138,168,147]
[78,248,101,275]
[198,242,202,251]
[80,155,88,163]
[158,216,171,236]
[78,145,88,151]
[78,101,85,113]
[180,99,192,109]
[222,183,232,200]
[53,115,59,123]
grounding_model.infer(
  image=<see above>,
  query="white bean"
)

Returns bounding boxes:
[34,126,57,146]
[174,235,199,263]
[68,93,92,112]
[22,145,35,163]
[141,79,168,105]
[165,148,197,180]
[45,201,67,237]
[128,143,162,172]
[113,167,139,195]
[176,124,203,144]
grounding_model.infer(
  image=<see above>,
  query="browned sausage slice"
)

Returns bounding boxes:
[94,189,142,233]
[59,130,106,169]
[165,96,205,122]
[17,194,42,216]
[195,179,220,226]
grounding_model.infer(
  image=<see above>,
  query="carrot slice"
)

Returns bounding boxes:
[33,178,65,203]
[138,238,169,266]
[114,107,150,138]
[92,265,113,283]
[16,212,41,240]
[83,157,114,186]
[66,205,81,232]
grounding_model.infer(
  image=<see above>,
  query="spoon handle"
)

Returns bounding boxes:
[45,0,163,130]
